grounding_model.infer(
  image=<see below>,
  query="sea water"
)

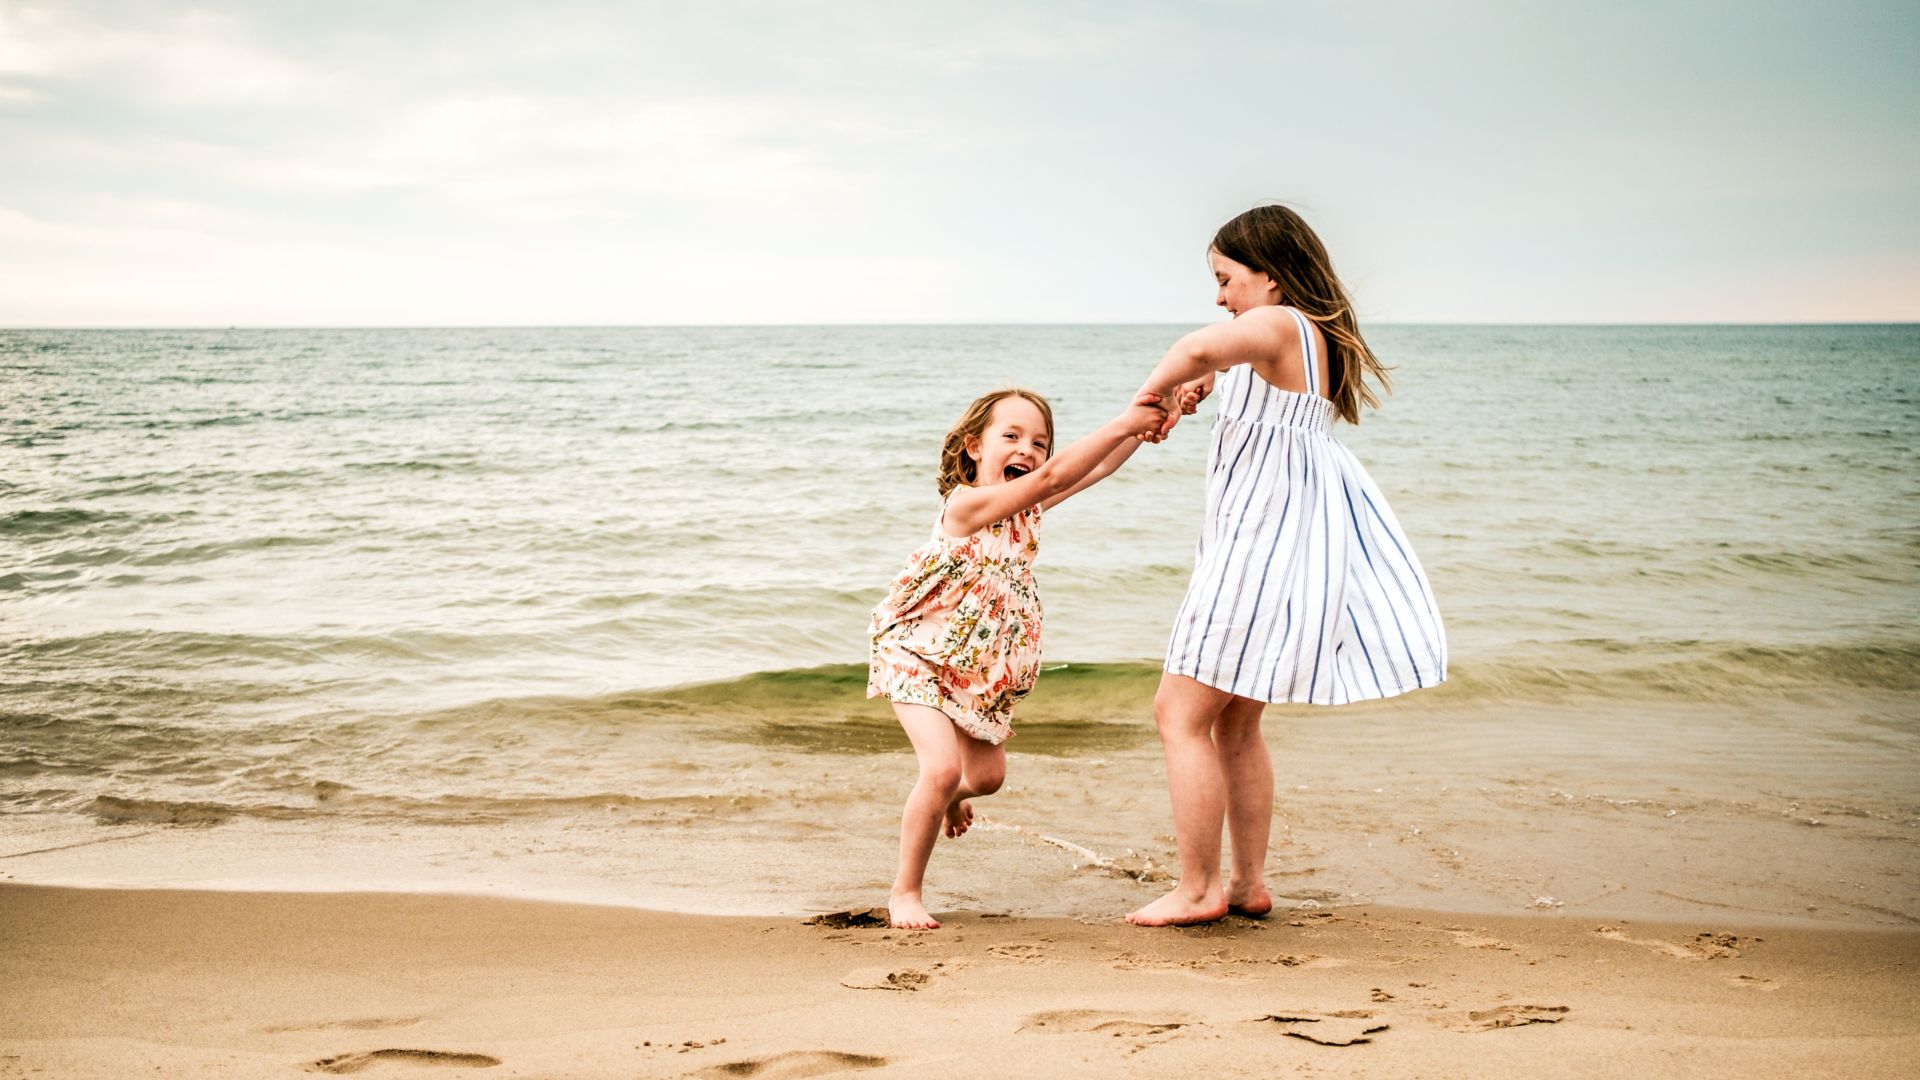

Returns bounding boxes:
[3,325,1915,924]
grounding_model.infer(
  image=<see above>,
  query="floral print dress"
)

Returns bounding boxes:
[867,494,1044,745]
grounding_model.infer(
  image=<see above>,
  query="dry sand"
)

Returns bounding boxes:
[2,884,1915,1079]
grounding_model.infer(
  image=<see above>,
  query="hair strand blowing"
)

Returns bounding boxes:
[1212,204,1390,424]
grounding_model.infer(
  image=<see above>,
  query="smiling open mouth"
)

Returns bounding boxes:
[1004,464,1031,480]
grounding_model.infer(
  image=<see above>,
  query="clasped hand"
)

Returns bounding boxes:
[1134,378,1210,443]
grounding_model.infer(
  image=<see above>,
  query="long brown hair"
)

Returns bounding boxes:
[937,388,1055,496]
[1212,204,1389,424]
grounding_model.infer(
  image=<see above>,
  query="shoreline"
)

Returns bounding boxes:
[3,884,1916,1078]
[0,865,1902,935]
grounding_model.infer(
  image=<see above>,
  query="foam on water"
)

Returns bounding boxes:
[2,324,1916,923]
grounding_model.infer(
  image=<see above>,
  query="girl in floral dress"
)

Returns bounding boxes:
[868,386,1167,930]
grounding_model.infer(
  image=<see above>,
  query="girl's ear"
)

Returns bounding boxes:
[964,435,982,463]
[1262,273,1282,303]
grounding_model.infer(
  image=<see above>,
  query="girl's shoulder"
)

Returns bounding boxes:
[1241,305,1320,346]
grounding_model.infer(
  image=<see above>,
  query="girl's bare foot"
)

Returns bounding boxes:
[1125,884,1229,927]
[1228,881,1273,917]
[888,891,940,930]
[943,798,974,838]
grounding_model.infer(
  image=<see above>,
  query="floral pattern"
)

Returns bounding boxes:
[867,496,1044,744]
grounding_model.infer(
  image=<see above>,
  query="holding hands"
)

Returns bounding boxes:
[1117,391,1170,441]
[1175,376,1212,416]
[1133,375,1212,444]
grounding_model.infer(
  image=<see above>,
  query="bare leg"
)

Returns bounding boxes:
[888,704,1007,929]
[1126,673,1236,927]
[890,703,962,930]
[945,727,1006,838]
[1214,695,1274,915]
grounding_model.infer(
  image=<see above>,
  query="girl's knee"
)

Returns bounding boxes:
[919,760,963,796]
[1153,695,1211,740]
[970,762,1006,797]
[1151,687,1182,730]
[1153,675,1230,733]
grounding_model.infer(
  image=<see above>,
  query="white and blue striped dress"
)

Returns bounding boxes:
[1165,309,1446,705]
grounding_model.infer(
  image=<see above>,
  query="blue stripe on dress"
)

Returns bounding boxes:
[1260,445,1313,701]
[1345,605,1387,697]
[1226,440,1297,689]
[1206,425,1283,687]
[1192,422,1281,672]
[1341,476,1421,687]
[1357,486,1444,675]
[1306,470,1338,701]
[1170,412,1254,661]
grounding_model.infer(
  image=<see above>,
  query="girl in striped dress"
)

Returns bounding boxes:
[1125,204,1447,927]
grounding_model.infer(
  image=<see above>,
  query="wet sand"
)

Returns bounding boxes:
[8,681,1915,930]
[2,884,1915,1079]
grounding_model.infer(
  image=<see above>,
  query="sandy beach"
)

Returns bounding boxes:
[6,0,1916,1069]
[3,884,1915,1079]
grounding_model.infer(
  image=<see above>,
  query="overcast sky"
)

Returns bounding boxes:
[2,1,1915,326]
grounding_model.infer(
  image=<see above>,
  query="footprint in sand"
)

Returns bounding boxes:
[803,910,890,930]
[986,943,1048,964]
[1270,953,1348,969]
[268,1017,423,1034]
[692,1050,887,1079]
[1252,1010,1388,1046]
[1594,926,1761,961]
[306,1049,500,1073]
[1453,1004,1569,1031]
[1108,951,1247,981]
[1686,932,1762,959]
[1018,1009,1191,1037]
[1728,974,1780,990]
[1442,927,1517,952]
[839,959,957,991]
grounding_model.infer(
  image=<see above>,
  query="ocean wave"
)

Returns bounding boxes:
[82,789,777,828]
[88,795,250,826]
[23,532,337,571]
[11,630,331,667]
[643,641,1920,723]
[0,508,119,536]
[342,458,481,473]
[1420,642,1920,703]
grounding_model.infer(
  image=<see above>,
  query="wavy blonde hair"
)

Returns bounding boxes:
[937,388,1055,497]
[1212,204,1391,425]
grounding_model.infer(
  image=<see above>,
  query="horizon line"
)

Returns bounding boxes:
[3,319,1917,332]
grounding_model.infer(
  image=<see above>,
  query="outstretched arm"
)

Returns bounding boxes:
[1040,434,1144,511]
[945,394,1166,535]
[1138,311,1293,439]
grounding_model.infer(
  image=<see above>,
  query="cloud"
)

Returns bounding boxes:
[0,203,967,325]
[231,92,889,215]
[1,1,1914,323]
[781,3,1164,75]
[0,2,334,104]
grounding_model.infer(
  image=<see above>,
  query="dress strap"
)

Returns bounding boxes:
[1288,308,1318,397]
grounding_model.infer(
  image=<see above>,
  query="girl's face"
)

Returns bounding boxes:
[965,396,1051,486]
[1210,249,1281,317]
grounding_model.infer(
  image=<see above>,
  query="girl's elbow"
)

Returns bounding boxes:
[1032,464,1074,500]
[1187,342,1229,374]
[1156,349,1212,384]
[1173,332,1216,370]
